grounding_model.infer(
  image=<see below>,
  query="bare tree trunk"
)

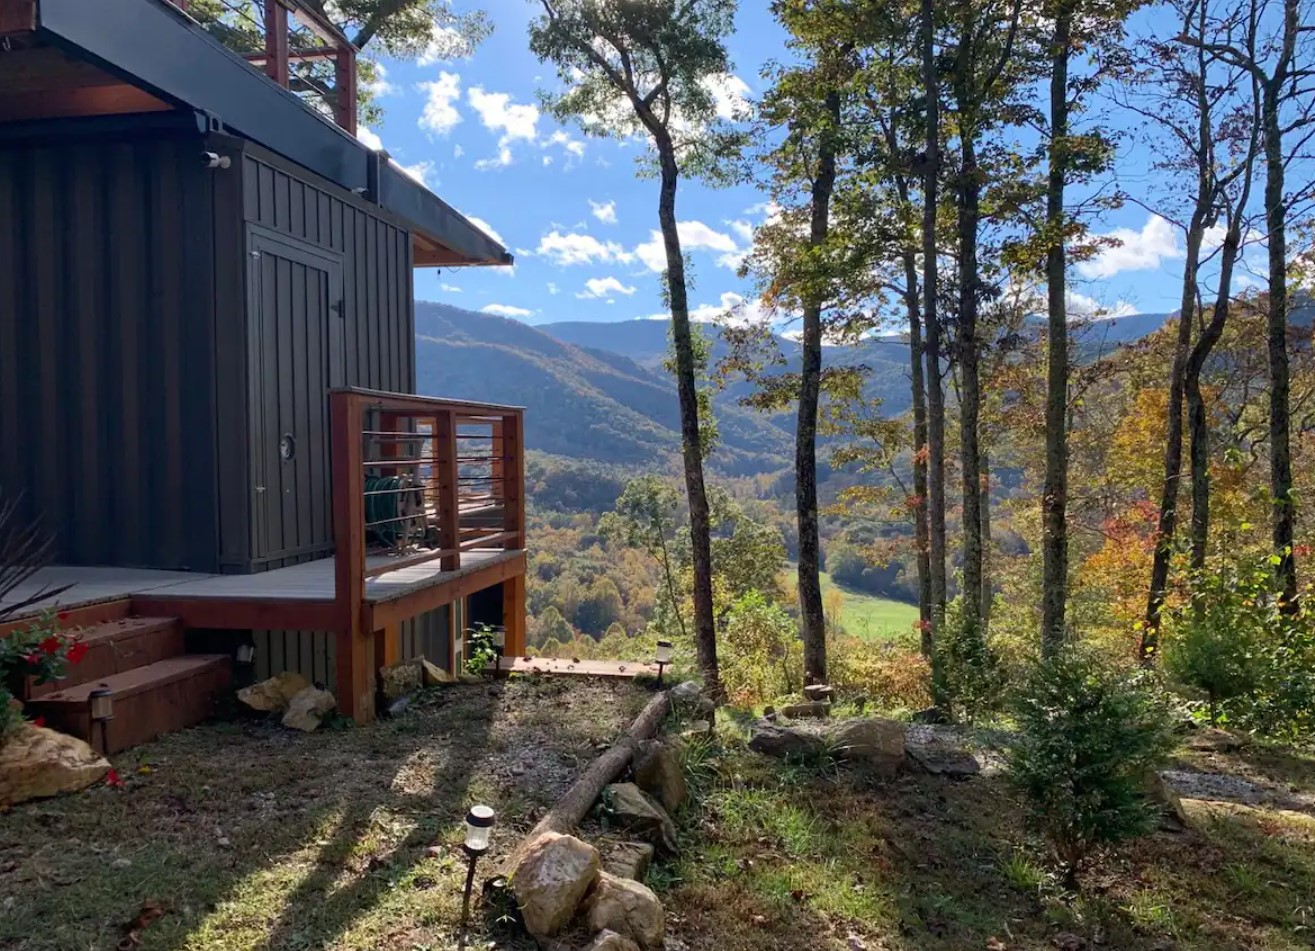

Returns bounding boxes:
[903,250,934,650]
[920,0,949,700]
[796,89,841,687]
[656,140,720,695]
[1261,78,1297,606]
[956,123,984,639]
[980,449,992,627]
[1141,216,1205,662]
[1041,5,1073,656]
[1186,228,1242,572]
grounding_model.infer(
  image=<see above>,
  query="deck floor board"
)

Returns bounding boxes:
[4,549,520,614]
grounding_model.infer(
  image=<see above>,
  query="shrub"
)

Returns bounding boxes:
[719,591,800,707]
[936,596,1005,722]
[1,611,87,741]
[1005,649,1175,885]
[829,633,931,712]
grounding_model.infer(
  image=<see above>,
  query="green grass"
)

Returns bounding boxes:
[819,570,920,641]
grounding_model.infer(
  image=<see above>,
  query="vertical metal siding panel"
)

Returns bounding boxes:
[110,143,143,564]
[258,163,275,229]
[404,230,416,392]
[354,210,368,386]
[307,272,327,548]
[292,264,312,548]
[32,150,66,555]
[276,255,295,552]
[0,153,21,520]
[155,144,186,568]
[70,148,103,563]
[217,146,252,572]
[364,217,379,387]
[274,167,290,232]
[290,179,305,241]
[319,192,332,248]
[304,185,318,245]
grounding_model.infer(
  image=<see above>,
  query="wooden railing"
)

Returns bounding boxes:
[330,388,526,719]
[167,0,358,133]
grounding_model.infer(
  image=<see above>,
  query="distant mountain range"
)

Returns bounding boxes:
[416,303,1185,476]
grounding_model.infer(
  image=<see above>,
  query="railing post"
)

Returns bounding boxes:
[490,419,504,502]
[264,0,289,86]
[503,411,525,551]
[334,42,357,135]
[331,391,373,723]
[436,410,460,571]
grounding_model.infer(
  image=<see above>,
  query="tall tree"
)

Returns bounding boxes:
[530,0,747,694]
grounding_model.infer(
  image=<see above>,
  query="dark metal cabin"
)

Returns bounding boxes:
[0,0,529,732]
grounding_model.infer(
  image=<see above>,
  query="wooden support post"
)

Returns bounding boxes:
[436,410,460,571]
[502,572,526,658]
[332,392,373,723]
[375,620,400,673]
[334,43,357,135]
[264,0,289,86]
[490,420,504,502]
[503,411,525,550]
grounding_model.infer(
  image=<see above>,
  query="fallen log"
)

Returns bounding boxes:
[500,689,671,877]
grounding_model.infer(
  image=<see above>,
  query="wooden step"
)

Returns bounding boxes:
[27,654,232,754]
[24,617,185,700]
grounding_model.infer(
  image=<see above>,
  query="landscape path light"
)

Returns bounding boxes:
[655,639,673,686]
[460,805,496,938]
[89,685,113,753]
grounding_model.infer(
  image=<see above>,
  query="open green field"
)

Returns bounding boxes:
[819,570,920,641]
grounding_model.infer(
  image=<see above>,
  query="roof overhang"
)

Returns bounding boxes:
[0,0,511,268]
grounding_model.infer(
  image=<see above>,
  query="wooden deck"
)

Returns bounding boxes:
[3,550,522,614]
[496,656,662,680]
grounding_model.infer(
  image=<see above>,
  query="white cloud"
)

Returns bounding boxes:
[590,200,618,224]
[1068,291,1136,319]
[418,22,475,65]
[547,282,560,295]
[454,144,464,158]
[727,219,754,243]
[546,129,586,158]
[482,304,534,318]
[466,215,506,247]
[361,62,396,98]
[577,276,637,300]
[357,126,385,151]
[701,73,751,120]
[536,230,635,267]
[638,291,766,326]
[635,220,741,272]
[396,161,433,187]
[468,86,540,142]
[440,283,461,292]
[418,72,463,136]
[474,146,513,171]
[1077,214,1182,279]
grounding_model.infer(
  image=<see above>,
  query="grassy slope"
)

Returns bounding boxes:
[820,570,920,641]
[659,722,1315,951]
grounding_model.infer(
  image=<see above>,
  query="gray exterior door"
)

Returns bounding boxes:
[248,229,346,566]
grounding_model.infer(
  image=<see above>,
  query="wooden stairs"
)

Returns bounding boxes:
[23,613,231,755]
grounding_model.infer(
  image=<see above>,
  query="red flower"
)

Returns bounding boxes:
[39,636,62,655]
[31,716,45,728]
[104,769,124,789]
[24,652,42,666]
[57,611,71,622]
[65,641,88,665]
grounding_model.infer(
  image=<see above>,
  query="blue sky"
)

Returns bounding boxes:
[357,0,1261,327]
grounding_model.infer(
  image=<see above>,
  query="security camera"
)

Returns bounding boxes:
[202,151,232,169]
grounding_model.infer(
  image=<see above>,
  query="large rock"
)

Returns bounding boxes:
[782,701,832,719]
[669,681,702,703]
[803,684,835,702]
[748,723,827,760]
[586,930,642,951]
[906,741,980,778]
[420,658,453,686]
[379,661,422,702]
[606,782,678,854]
[0,723,111,808]
[633,739,686,813]
[238,671,311,713]
[511,832,601,940]
[585,872,665,951]
[605,842,655,883]
[827,718,905,773]
[282,687,336,732]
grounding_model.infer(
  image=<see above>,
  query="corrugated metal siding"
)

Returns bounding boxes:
[251,629,336,687]
[399,604,452,672]
[0,133,219,571]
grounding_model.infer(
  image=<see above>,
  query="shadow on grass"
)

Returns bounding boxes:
[0,679,641,951]
[655,736,1315,951]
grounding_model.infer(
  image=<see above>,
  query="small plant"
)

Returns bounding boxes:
[1,610,87,739]
[1004,649,1175,887]
[464,623,502,676]
[1000,851,1049,894]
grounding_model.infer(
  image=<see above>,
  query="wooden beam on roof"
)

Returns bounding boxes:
[412,233,470,267]
[0,85,170,122]
[0,0,37,35]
